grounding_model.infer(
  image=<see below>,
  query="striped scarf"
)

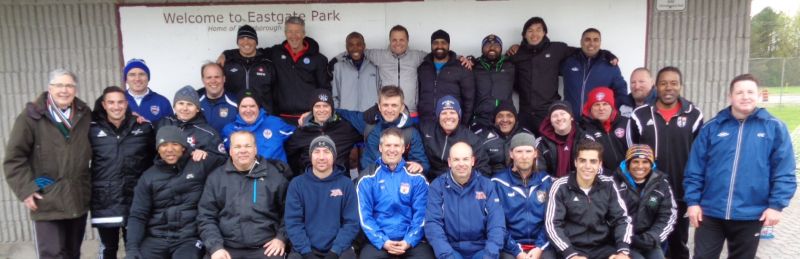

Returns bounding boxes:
[47,94,74,130]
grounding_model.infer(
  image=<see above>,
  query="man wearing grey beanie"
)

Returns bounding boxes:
[491,132,556,259]
[157,85,226,162]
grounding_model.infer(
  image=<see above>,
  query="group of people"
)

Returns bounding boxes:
[2,14,796,259]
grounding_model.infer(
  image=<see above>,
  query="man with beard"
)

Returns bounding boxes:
[421,95,489,180]
[217,25,277,113]
[579,87,628,173]
[629,67,703,259]
[617,68,656,118]
[560,28,627,115]
[417,29,475,127]
[330,32,381,111]
[123,58,173,123]
[475,100,533,173]
[126,126,226,259]
[472,34,516,130]
[89,86,155,259]
[492,133,556,259]
[507,17,616,134]
[198,62,238,133]
[157,85,226,162]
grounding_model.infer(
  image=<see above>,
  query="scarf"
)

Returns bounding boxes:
[47,94,74,137]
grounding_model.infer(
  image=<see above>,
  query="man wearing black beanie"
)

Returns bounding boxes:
[217,24,277,114]
[417,29,475,128]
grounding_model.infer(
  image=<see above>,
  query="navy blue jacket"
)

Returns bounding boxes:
[198,89,238,134]
[356,158,429,250]
[425,170,505,259]
[560,52,628,115]
[492,169,553,256]
[684,107,796,220]
[285,165,359,255]
[126,89,173,123]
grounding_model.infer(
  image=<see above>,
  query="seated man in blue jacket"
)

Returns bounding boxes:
[356,128,434,258]
[492,133,556,259]
[336,85,429,174]
[425,141,505,259]
[286,136,360,259]
[684,74,797,259]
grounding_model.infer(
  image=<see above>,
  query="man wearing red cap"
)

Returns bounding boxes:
[579,87,629,173]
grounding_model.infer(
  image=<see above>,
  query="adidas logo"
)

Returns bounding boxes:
[646,119,655,126]
[186,173,195,180]
[97,130,107,137]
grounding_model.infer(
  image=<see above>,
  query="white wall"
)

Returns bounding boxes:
[119,0,648,100]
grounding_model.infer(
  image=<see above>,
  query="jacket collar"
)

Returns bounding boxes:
[223,156,272,179]
[302,164,347,182]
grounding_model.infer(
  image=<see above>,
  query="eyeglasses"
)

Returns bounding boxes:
[49,83,76,89]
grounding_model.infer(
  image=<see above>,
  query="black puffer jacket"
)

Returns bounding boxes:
[612,168,676,250]
[417,51,476,126]
[284,114,361,176]
[198,157,290,254]
[222,49,277,113]
[472,56,515,128]
[263,37,331,115]
[125,153,226,257]
[579,116,629,174]
[510,37,575,116]
[421,123,489,180]
[157,114,225,159]
[89,103,155,228]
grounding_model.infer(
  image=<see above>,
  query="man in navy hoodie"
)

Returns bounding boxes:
[285,135,359,259]
[425,142,505,259]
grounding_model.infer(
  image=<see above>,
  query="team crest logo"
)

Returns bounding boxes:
[219,107,229,118]
[330,189,343,197]
[676,116,687,128]
[256,67,266,76]
[646,119,655,126]
[303,57,311,64]
[596,92,606,101]
[218,143,226,153]
[319,94,329,102]
[399,182,410,194]
[150,105,160,115]
[536,190,547,203]
[187,136,197,147]
[263,129,273,139]
[475,191,487,200]
[647,196,659,207]
[614,128,625,138]
[441,99,455,108]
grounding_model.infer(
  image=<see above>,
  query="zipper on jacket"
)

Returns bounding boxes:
[253,180,257,204]
[440,135,449,160]
[725,119,746,219]
[396,58,401,87]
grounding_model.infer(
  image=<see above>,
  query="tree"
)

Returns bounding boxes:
[751,7,782,58]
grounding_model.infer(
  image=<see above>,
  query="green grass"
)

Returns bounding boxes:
[764,104,800,130]
[763,86,800,95]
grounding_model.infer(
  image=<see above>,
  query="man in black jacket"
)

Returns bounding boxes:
[628,66,703,259]
[90,86,155,259]
[417,29,475,127]
[474,100,532,173]
[285,89,362,176]
[198,131,290,259]
[612,144,676,259]
[263,16,330,125]
[217,25,277,113]
[579,87,628,174]
[125,126,225,259]
[158,85,226,162]
[421,95,488,180]
[545,140,632,259]
[472,34,515,130]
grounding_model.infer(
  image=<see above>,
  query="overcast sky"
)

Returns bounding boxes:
[751,0,799,16]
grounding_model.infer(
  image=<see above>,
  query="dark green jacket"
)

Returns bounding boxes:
[3,92,92,220]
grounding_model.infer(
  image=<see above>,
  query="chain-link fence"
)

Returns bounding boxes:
[750,57,800,87]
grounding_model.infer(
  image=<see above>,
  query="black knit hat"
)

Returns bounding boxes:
[310,88,334,110]
[236,90,264,110]
[492,99,517,120]
[237,25,258,44]
[548,100,573,118]
[431,29,450,44]
[156,125,188,150]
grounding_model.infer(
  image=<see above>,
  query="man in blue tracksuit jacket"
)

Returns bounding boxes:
[684,74,797,259]
[425,142,505,259]
[123,58,174,123]
[560,28,627,115]
[285,136,359,259]
[198,62,238,133]
[491,133,556,259]
[356,127,434,258]
[221,91,295,163]
[337,85,429,174]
